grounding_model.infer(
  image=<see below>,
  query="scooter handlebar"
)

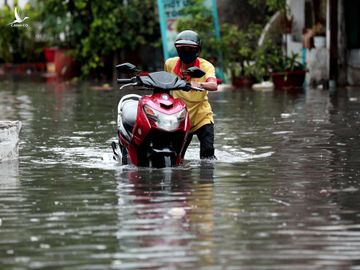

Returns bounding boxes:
[184,82,205,92]
[117,77,137,84]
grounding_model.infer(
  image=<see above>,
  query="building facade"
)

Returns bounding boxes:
[287,0,360,86]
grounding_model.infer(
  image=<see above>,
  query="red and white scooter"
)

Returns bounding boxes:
[111,63,205,168]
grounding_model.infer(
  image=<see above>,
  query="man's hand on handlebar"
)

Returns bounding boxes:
[190,81,205,91]
[189,80,218,92]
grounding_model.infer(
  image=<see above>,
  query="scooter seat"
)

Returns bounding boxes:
[122,100,138,132]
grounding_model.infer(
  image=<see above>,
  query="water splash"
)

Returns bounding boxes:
[0,121,21,161]
[28,134,273,170]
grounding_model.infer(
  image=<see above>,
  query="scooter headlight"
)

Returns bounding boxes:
[143,105,186,132]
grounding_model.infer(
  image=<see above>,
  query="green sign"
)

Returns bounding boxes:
[157,0,221,60]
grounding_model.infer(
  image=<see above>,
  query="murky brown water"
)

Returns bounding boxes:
[1,80,360,269]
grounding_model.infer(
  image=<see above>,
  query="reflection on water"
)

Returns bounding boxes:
[0,81,360,269]
[113,164,215,268]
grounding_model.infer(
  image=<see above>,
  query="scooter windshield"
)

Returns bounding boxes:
[140,71,187,90]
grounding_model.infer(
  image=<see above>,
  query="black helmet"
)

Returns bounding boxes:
[174,30,201,64]
[174,30,202,49]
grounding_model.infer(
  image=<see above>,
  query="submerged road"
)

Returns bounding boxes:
[0,81,360,269]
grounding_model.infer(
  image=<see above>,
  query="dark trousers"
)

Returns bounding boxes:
[182,123,215,159]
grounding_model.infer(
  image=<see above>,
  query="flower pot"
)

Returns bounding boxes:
[232,75,255,88]
[271,70,306,90]
[54,49,78,79]
[43,48,78,79]
[43,47,57,62]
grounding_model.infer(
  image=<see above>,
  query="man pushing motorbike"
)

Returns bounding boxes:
[164,30,218,160]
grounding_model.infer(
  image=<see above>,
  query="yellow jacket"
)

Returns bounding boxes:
[164,57,216,132]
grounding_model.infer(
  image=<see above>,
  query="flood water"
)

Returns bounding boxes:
[1,79,360,269]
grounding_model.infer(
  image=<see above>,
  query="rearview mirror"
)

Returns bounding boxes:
[186,66,205,78]
[116,63,139,74]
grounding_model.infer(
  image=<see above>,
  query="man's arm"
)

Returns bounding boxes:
[191,77,218,91]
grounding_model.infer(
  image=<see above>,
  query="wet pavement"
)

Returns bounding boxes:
[0,80,360,269]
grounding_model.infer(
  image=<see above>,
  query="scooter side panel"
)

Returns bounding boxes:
[128,99,152,165]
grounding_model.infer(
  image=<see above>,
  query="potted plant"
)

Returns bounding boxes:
[219,24,261,87]
[252,42,306,90]
[269,52,306,90]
